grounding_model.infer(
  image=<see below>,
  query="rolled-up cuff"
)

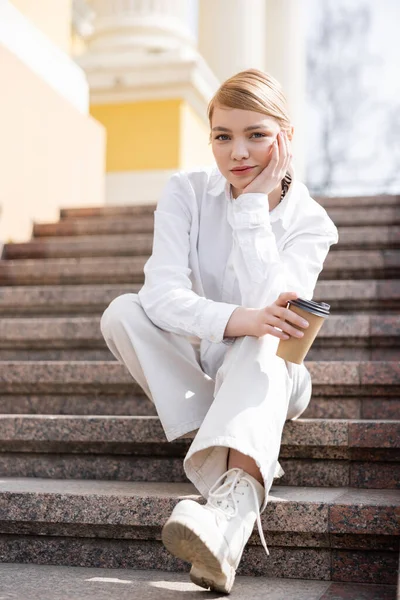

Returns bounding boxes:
[201,303,241,343]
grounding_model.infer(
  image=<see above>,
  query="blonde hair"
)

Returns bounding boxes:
[207,68,292,142]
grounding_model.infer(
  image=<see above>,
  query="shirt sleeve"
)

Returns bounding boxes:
[138,172,241,343]
[226,192,339,309]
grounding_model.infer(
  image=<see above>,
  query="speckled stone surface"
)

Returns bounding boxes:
[57,195,399,217]
[0,562,354,600]
[0,317,104,345]
[335,225,400,250]
[0,349,115,361]
[318,194,400,208]
[319,581,396,600]
[316,280,379,301]
[370,315,400,337]
[33,215,155,237]
[306,362,361,386]
[0,454,188,483]
[3,233,153,260]
[1,393,399,422]
[324,250,389,280]
[326,206,400,227]
[0,478,398,540]
[332,549,399,585]
[349,462,400,489]
[0,256,148,286]
[0,284,137,317]
[1,360,399,395]
[4,346,400,364]
[329,489,400,535]
[323,315,371,337]
[0,415,397,453]
[0,535,398,585]
[1,252,399,286]
[0,453,397,490]
[59,204,156,219]
[370,348,400,361]
[378,280,400,301]
[281,418,350,446]
[0,393,155,416]
[349,421,400,448]
[0,536,333,580]
[1,199,399,593]
[301,397,362,419]
[5,226,400,262]
[328,534,399,552]
[361,398,400,420]
[0,281,398,317]
[308,347,400,362]
[360,362,400,386]
[11,313,377,343]
[3,315,398,362]
[314,281,400,312]
[270,459,350,488]
[0,361,135,394]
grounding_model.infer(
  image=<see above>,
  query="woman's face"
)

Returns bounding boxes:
[210,106,290,195]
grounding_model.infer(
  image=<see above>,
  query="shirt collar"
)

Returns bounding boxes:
[208,162,297,230]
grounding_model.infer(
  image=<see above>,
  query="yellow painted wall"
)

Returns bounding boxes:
[91,98,214,171]
[90,99,181,171]
[11,0,72,54]
[0,43,105,243]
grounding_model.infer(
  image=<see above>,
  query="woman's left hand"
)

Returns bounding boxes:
[241,130,292,196]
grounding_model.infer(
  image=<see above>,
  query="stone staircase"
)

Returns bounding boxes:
[0,193,399,597]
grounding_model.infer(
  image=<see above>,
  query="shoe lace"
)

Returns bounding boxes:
[206,467,270,557]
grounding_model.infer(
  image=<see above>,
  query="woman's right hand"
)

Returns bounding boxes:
[249,291,309,340]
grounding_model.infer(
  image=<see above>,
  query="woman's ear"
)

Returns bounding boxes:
[288,125,294,141]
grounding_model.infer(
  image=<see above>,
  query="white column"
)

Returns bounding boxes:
[87,0,195,55]
[197,0,267,83]
[265,0,307,180]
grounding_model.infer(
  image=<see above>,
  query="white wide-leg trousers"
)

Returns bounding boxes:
[100,293,312,513]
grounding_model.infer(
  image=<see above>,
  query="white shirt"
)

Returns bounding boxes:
[138,163,339,378]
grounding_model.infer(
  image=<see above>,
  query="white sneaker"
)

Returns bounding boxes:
[161,467,269,594]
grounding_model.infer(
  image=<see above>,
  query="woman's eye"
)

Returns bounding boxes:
[214,132,267,141]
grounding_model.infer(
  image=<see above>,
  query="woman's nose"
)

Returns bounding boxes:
[231,141,249,160]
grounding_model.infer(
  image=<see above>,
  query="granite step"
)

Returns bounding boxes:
[0,314,398,362]
[0,478,398,584]
[32,205,400,238]
[0,360,398,395]
[0,392,398,421]
[0,415,397,489]
[58,194,400,220]
[0,361,398,421]
[2,564,397,600]
[0,251,399,286]
[4,225,400,260]
[317,194,400,209]
[0,281,398,317]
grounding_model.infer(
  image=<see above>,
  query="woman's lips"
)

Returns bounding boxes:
[231,166,255,175]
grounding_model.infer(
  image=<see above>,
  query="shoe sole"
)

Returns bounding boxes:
[161,517,235,594]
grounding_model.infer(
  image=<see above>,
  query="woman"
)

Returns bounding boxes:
[100,68,339,594]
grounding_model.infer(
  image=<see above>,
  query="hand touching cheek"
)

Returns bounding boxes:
[242,131,292,196]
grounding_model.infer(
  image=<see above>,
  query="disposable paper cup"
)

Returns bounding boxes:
[276,298,330,364]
